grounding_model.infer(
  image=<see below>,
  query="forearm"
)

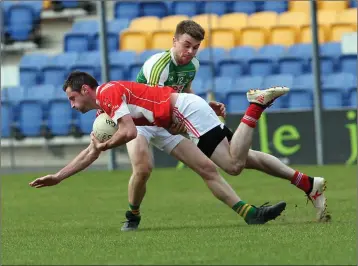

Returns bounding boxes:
[55,146,100,181]
[103,130,136,151]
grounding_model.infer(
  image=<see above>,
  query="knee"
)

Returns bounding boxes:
[132,163,153,183]
[224,161,245,176]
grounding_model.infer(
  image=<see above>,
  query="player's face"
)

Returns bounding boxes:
[173,33,201,65]
[65,86,92,113]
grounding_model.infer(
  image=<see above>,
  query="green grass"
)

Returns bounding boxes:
[1,165,356,265]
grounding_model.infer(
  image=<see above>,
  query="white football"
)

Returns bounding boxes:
[92,113,118,142]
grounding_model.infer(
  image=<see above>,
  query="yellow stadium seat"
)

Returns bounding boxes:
[160,15,189,31]
[289,1,311,12]
[317,10,338,26]
[240,27,267,48]
[329,23,357,42]
[248,11,278,29]
[219,13,248,30]
[299,25,327,44]
[191,14,220,30]
[151,30,174,50]
[43,0,51,9]
[278,12,310,28]
[129,16,160,32]
[337,8,357,24]
[210,28,236,49]
[120,30,148,52]
[319,0,348,11]
[270,26,297,46]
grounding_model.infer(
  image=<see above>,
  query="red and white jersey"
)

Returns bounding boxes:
[95,81,175,127]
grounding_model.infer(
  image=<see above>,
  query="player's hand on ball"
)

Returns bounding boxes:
[209,101,226,118]
[29,174,62,188]
[167,121,187,135]
[90,132,107,151]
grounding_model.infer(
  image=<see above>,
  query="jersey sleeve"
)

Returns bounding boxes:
[141,52,170,86]
[136,67,147,84]
[96,83,130,124]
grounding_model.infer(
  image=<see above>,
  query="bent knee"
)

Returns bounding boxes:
[224,162,245,176]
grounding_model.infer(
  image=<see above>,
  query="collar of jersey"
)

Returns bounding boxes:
[170,48,178,66]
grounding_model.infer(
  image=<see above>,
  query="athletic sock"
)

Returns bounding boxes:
[291,171,314,194]
[241,104,265,128]
[232,201,256,220]
[129,204,140,216]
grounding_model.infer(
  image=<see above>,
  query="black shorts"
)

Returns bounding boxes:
[197,125,233,158]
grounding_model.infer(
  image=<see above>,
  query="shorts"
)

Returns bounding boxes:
[137,126,185,154]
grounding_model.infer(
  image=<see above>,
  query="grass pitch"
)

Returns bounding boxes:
[1,165,356,265]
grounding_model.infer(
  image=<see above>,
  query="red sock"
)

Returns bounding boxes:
[241,104,265,128]
[291,171,313,193]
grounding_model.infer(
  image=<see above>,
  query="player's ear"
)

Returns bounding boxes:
[81,84,89,95]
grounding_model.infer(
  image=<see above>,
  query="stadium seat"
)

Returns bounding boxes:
[320,42,341,57]
[307,56,336,74]
[278,57,306,75]
[26,84,56,104]
[234,76,264,92]
[18,101,44,137]
[329,23,357,42]
[57,0,80,8]
[351,0,357,8]
[109,50,137,68]
[2,86,26,104]
[78,109,96,134]
[120,30,148,52]
[247,58,275,76]
[210,76,233,96]
[257,45,286,58]
[248,11,278,29]
[317,10,338,26]
[210,28,237,49]
[197,48,227,65]
[138,49,164,64]
[219,13,248,30]
[7,4,37,41]
[322,72,356,89]
[269,26,297,46]
[348,89,357,107]
[195,62,215,80]
[160,15,189,30]
[229,46,257,62]
[339,54,357,75]
[218,60,245,78]
[322,88,344,109]
[1,102,13,138]
[263,74,294,88]
[43,52,79,86]
[226,92,249,113]
[151,30,174,50]
[191,14,220,30]
[20,53,49,86]
[202,1,230,16]
[129,16,160,32]
[293,74,315,90]
[114,1,140,20]
[64,32,92,52]
[262,1,288,13]
[139,1,168,18]
[299,25,327,44]
[70,51,101,81]
[320,0,348,11]
[232,1,257,14]
[171,1,199,16]
[240,27,267,48]
[47,100,73,136]
[289,1,310,12]
[286,89,313,109]
[337,8,357,24]
[287,43,313,59]
[191,78,207,95]
[278,12,309,28]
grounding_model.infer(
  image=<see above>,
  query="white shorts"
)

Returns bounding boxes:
[172,93,223,143]
[137,126,185,154]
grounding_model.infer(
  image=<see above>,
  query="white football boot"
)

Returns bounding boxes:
[247,86,290,107]
[307,177,331,222]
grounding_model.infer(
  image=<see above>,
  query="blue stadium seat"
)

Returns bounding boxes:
[94,19,130,51]
[322,89,344,109]
[348,89,357,107]
[278,57,305,75]
[109,65,126,80]
[211,76,233,96]
[350,0,357,8]
[7,4,36,41]
[308,56,336,74]
[230,46,257,62]
[128,64,143,81]
[197,48,227,64]
[1,102,13,138]
[234,76,264,92]
[172,1,199,16]
[247,58,275,76]
[257,45,286,59]
[64,32,92,52]
[191,78,207,95]
[232,1,256,14]
[59,0,79,8]
[48,100,73,136]
[2,86,26,104]
[262,1,288,13]
[26,84,56,104]
[78,109,96,134]
[226,92,249,113]
[70,51,101,81]
[72,20,99,33]
[109,50,137,68]
[18,101,44,137]
[20,53,49,86]
[322,72,356,90]
[114,1,140,20]
[138,49,165,64]
[287,43,313,59]
[218,60,245,78]
[286,89,313,109]
[320,42,341,58]
[43,52,79,86]
[139,1,168,17]
[202,1,230,15]
[263,74,294,88]
[195,62,215,80]
[108,19,130,33]
[339,54,357,75]
[293,74,315,90]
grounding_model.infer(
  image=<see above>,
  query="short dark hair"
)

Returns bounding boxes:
[175,20,205,41]
[63,71,99,92]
